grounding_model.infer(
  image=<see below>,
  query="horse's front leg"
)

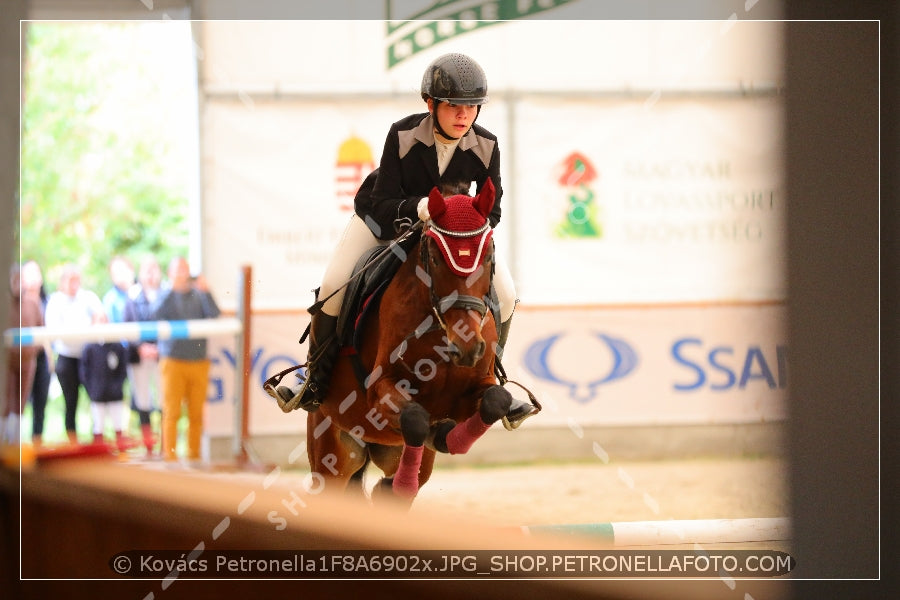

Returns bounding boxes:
[433,385,512,455]
[392,401,431,500]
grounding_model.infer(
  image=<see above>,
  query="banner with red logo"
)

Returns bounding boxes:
[509,97,785,304]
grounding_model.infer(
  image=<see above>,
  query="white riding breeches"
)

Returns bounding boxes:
[90,400,124,435]
[128,358,160,413]
[319,214,517,322]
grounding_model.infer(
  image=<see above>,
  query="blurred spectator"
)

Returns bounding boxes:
[20,260,51,447]
[102,255,134,324]
[79,311,129,449]
[3,264,43,445]
[152,257,220,462]
[44,263,104,444]
[123,254,162,456]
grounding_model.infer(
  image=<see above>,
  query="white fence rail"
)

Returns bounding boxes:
[4,318,242,347]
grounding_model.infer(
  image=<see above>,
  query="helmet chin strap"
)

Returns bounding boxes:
[431,100,481,141]
[431,100,459,140]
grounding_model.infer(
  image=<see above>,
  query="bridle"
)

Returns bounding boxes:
[391,220,495,371]
[420,220,494,335]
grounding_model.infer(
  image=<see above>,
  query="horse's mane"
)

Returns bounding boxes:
[438,180,472,197]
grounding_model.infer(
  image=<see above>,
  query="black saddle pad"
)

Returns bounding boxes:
[335,229,422,349]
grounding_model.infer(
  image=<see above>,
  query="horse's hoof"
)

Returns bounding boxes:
[399,402,430,446]
[480,385,512,424]
[502,397,538,430]
[370,477,414,510]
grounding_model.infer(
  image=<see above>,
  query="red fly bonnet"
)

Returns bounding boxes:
[423,178,495,277]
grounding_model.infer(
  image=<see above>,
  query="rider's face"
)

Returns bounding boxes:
[429,99,478,141]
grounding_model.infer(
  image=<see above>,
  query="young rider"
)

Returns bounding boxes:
[278,52,535,427]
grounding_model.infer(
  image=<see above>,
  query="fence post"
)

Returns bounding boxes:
[233,264,253,463]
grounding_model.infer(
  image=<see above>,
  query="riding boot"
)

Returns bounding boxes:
[496,317,539,429]
[277,313,340,412]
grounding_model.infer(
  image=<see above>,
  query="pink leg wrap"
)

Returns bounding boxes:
[393,444,424,498]
[445,413,491,455]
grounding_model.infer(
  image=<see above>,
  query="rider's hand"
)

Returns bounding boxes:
[417,197,431,221]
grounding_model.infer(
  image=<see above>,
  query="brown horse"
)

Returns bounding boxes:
[306,179,514,507]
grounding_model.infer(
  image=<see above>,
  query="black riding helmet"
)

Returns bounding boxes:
[421,53,488,140]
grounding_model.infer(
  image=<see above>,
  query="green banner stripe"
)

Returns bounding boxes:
[387,0,576,68]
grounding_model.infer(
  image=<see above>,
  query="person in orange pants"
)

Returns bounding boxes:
[151,257,220,462]
[158,357,210,461]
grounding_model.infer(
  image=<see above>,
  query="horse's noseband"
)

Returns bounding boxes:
[437,289,489,318]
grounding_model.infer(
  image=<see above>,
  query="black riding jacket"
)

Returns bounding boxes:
[353,112,503,240]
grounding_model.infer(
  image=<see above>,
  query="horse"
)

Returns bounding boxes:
[305,178,517,507]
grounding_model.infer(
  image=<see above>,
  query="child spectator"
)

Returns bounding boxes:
[78,312,130,450]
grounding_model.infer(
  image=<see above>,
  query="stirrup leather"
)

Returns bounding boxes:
[494,357,543,430]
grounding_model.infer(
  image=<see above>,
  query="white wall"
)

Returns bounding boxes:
[197,20,785,308]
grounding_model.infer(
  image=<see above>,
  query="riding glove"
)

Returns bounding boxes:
[417,197,431,221]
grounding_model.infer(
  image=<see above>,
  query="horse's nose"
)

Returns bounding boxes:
[471,339,486,363]
[450,339,485,367]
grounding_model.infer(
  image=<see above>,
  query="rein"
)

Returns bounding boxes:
[264,212,542,429]
[305,221,423,321]
[390,220,494,373]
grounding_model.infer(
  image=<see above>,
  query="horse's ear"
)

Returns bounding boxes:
[427,186,447,220]
[474,177,495,218]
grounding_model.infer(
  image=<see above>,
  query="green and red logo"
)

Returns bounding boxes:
[555,151,602,239]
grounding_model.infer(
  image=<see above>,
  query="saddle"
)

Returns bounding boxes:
[262,228,421,402]
[335,240,411,350]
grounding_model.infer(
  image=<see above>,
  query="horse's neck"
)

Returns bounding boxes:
[393,241,429,299]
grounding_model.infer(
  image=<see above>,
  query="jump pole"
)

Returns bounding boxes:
[521,517,791,546]
[4,318,242,347]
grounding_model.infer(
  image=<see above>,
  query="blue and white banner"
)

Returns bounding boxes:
[203,303,787,435]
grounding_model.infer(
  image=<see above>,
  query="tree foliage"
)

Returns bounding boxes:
[19,22,192,294]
